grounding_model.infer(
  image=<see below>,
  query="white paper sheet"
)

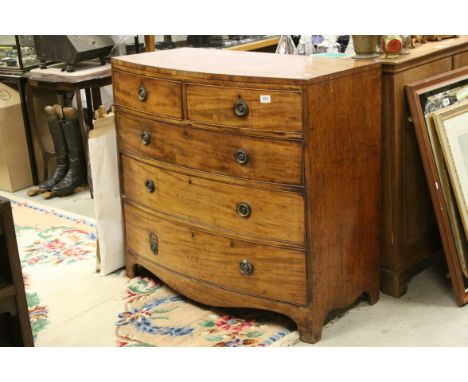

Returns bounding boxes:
[88,114,124,275]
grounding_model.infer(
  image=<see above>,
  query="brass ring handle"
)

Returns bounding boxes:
[233,98,249,117]
[237,202,251,218]
[149,232,158,255]
[239,259,254,276]
[138,84,147,102]
[141,129,151,145]
[145,179,155,193]
[234,149,249,165]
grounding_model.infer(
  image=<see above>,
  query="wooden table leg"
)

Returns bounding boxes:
[84,88,94,127]
[17,78,39,185]
[91,86,102,111]
[144,35,156,52]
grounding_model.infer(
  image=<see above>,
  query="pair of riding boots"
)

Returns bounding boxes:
[39,106,87,196]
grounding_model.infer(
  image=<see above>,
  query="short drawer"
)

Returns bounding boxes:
[113,70,182,119]
[186,83,303,133]
[117,113,303,185]
[124,202,307,305]
[121,155,305,245]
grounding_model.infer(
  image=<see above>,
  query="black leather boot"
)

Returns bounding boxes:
[38,106,69,191]
[52,107,87,196]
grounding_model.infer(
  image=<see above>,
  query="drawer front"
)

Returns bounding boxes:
[113,70,182,119]
[124,202,307,305]
[186,84,303,133]
[121,155,305,244]
[117,113,303,185]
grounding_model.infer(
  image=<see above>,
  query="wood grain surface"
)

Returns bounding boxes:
[379,36,468,73]
[113,70,182,119]
[112,47,381,85]
[380,50,465,297]
[117,112,303,185]
[113,47,385,343]
[124,201,307,304]
[125,249,312,332]
[302,66,382,341]
[120,154,305,245]
[453,51,468,69]
[186,83,303,133]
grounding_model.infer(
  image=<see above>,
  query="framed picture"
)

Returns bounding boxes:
[433,100,468,242]
[406,67,468,306]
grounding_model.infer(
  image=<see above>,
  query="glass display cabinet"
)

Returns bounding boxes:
[0,35,39,74]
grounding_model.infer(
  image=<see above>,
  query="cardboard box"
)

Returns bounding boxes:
[0,83,32,192]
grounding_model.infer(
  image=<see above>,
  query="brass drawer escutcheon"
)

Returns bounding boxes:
[141,129,151,145]
[138,84,148,102]
[149,232,158,255]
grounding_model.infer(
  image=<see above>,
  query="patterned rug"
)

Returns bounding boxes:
[9,197,299,346]
[117,277,297,347]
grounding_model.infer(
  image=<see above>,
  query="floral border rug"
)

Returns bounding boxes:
[10,197,299,346]
[116,277,298,347]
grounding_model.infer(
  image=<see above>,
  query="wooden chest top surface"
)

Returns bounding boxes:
[379,36,468,73]
[112,47,379,84]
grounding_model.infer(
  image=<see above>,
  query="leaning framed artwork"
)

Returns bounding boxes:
[433,100,468,241]
[406,67,468,306]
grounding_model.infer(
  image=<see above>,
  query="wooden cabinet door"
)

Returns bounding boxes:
[453,51,468,69]
[382,57,452,274]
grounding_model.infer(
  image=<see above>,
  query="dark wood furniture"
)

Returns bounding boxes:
[112,48,382,343]
[0,196,34,346]
[379,36,468,297]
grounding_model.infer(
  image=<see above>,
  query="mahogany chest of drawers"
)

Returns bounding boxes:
[112,48,382,343]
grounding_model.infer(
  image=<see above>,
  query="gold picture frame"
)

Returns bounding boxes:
[433,100,468,242]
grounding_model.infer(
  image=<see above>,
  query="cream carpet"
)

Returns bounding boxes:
[9,196,299,346]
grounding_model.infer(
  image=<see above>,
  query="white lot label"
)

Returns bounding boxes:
[260,95,271,103]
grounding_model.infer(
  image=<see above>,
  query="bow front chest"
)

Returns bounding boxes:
[112,48,381,343]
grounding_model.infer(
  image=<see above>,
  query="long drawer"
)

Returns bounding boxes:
[186,83,303,133]
[121,155,305,245]
[117,112,303,185]
[113,70,182,119]
[124,202,307,305]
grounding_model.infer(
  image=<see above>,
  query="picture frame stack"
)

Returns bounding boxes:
[406,67,468,306]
